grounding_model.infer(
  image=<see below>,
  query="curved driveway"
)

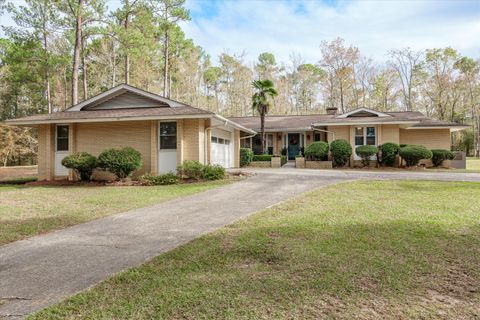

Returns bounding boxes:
[1,168,479,319]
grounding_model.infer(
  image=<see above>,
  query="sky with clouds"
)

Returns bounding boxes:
[1,0,480,65]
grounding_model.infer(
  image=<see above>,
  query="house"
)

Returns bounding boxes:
[229,107,468,166]
[5,84,255,181]
[6,84,468,180]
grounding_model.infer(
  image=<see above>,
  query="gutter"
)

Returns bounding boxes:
[310,125,336,141]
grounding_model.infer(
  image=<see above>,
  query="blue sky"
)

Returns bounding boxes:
[2,0,480,64]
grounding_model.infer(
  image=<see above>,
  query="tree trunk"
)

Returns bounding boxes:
[112,39,116,87]
[43,30,52,113]
[260,108,265,154]
[163,33,169,97]
[63,66,68,109]
[82,53,88,100]
[124,4,130,84]
[71,0,83,105]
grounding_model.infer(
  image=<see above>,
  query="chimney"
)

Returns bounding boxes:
[326,107,338,115]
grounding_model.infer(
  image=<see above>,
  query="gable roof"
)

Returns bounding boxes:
[229,111,468,132]
[5,84,256,134]
[67,84,186,111]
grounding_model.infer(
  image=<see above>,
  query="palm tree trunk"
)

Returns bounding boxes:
[261,109,265,154]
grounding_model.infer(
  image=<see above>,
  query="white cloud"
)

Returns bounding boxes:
[181,0,480,65]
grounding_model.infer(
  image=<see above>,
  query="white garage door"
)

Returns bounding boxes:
[210,129,233,168]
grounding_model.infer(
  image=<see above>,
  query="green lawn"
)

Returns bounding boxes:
[467,157,480,171]
[30,180,480,319]
[0,180,229,245]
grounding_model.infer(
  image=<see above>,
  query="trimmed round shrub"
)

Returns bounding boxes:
[203,164,226,180]
[61,152,97,181]
[330,139,352,167]
[97,147,142,179]
[431,149,455,167]
[379,142,400,167]
[399,145,433,167]
[140,172,179,185]
[304,141,329,161]
[355,145,378,167]
[240,148,254,167]
[177,160,204,180]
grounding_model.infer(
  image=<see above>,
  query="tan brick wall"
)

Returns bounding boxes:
[399,128,451,149]
[380,124,400,144]
[183,119,201,163]
[327,126,350,142]
[76,121,152,175]
[37,125,49,180]
[150,121,158,175]
[176,119,184,165]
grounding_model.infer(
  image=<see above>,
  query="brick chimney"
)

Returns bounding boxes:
[326,107,338,115]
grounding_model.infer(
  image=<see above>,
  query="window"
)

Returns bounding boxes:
[366,127,376,145]
[225,139,230,145]
[56,125,69,152]
[159,122,177,149]
[314,133,322,141]
[211,136,218,143]
[240,138,251,148]
[355,126,376,146]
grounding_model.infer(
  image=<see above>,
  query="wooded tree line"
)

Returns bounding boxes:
[1,0,479,166]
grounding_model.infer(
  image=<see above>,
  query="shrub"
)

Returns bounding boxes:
[431,149,455,167]
[177,160,204,180]
[330,139,352,167]
[61,152,97,181]
[240,148,253,167]
[203,164,226,180]
[97,147,142,179]
[140,173,179,185]
[399,145,433,167]
[281,147,287,156]
[304,141,329,161]
[379,142,400,167]
[355,145,378,167]
[281,155,287,166]
[252,154,272,161]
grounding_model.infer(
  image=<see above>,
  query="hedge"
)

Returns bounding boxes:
[240,148,253,167]
[355,145,378,167]
[431,149,455,167]
[252,154,272,161]
[399,145,433,167]
[330,139,352,167]
[140,173,179,185]
[98,147,142,179]
[379,142,400,167]
[61,152,97,181]
[304,141,329,161]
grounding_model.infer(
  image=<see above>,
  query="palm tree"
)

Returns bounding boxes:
[252,80,278,154]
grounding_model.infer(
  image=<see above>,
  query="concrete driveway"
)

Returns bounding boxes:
[0,173,350,319]
[1,168,479,319]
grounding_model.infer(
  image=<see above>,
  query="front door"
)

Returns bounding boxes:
[287,133,301,160]
[158,121,177,173]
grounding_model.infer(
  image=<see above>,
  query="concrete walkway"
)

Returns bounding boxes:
[239,166,480,182]
[0,174,350,319]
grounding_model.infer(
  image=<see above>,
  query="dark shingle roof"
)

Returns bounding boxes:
[6,106,213,124]
[229,111,466,131]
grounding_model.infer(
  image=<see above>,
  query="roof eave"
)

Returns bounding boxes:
[312,121,421,127]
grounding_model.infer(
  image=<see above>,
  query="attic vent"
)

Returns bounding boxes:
[347,111,379,117]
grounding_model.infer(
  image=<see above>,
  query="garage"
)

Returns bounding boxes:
[210,128,233,168]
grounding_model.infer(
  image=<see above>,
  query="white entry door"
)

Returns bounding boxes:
[210,129,233,168]
[158,121,177,173]
[55,125,70,176]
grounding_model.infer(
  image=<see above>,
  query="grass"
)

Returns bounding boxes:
[0,176,38,185]
[0,180,230,245]
[30,180,480,319]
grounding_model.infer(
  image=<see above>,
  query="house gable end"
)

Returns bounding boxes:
[336,108,391,118]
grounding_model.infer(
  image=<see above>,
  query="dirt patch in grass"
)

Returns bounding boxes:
[29,180,480,320]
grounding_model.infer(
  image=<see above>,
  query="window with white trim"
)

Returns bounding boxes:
[56,125,69,152]
[159,122,177,149]
[354,127,376,146]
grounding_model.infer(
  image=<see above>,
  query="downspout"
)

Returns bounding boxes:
[310,125,335,141]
